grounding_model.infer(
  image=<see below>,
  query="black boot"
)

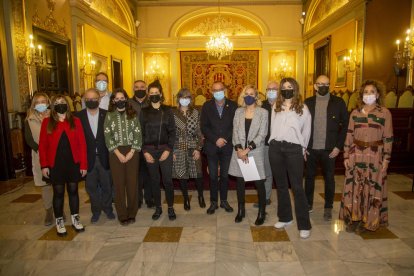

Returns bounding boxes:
[255,206,266,226]
[183,196,190,211]
[152,207,162,220]
[168,207,176,221]
[198,195,206,208]
[234,203,245,223]
[220,200,234,212]
[207,201,218,215]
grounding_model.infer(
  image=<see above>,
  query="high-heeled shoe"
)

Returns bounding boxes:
[234,203,245,223]
[255,206,266,225]
[198,195,206,208]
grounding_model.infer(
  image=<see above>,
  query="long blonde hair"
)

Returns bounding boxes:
[26,92,50,120]
[237,84,262,107]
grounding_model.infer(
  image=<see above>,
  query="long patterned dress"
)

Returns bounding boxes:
[172,108,203,179]
[339,105,393,231]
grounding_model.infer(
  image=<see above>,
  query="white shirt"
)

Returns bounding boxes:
[268,104,312,149]
[87,109,99,138]
[81,91,111,110]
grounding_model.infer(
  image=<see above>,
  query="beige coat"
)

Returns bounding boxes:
[27,113,48,186]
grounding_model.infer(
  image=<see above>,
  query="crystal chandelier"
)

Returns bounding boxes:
[206,0,233,60]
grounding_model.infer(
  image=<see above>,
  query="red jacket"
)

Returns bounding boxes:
[39,117,88,170]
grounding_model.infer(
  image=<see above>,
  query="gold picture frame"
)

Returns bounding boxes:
[335,50,347,87]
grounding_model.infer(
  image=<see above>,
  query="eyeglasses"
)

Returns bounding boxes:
[315,83,330,87]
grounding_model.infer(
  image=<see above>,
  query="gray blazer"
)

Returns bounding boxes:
[228,106,268,179]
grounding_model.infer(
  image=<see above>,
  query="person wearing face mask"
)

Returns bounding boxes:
[228,85,268,225]
[141,80,177,220]
[200,81,237,215]
[339,80,393,234]
[128,80,153,209]
[172,88,205,210]
[253,80,279,209]
[304,75,348,221]
[77,88,115,224]
[39,95,88,237]
[82,72,112,110]
[104,88,141,226]
[269,78,312,239]
[25,92,53,226]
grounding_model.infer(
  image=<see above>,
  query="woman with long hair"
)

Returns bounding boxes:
[39,94,87,236]
[339,80,393,233]
[268,77,312,239]
[172,88,205,210]
[228,85,268,225]
[141,80,176,220]
[25,92,53,226]
[104,88,142,226]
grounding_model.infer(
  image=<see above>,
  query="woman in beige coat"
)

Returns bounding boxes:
[24,92,53,226]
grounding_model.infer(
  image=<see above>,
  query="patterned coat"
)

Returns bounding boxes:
[339,105,393,231]
[172,108,203,179]
[228,107,268,179]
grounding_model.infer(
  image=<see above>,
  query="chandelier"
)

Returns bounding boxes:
[205,0,233,60]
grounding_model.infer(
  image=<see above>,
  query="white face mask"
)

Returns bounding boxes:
[266,89,277,100]
[179,98,191,107]
[363,94,377,105]
[95,80,108,92]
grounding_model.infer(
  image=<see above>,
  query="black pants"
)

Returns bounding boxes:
[179,178,204,197]
[206,149,231,202]
[85,157,113,216]
[305,149,336,209]
[269,140,311,230]
[138,151,152,204]
[52,182,79,218]
[145,149,174,207]
[236,177,265,206]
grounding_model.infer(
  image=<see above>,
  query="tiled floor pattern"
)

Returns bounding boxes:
[0,174,413,275]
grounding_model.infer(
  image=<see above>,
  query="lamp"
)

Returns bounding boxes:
[80,53,96,90]
[25,34,44,96]
[145,59,165,81]
[343,49,360,90]
[273,59,292,80]
[395,28,414,85]
[205,0,233,60]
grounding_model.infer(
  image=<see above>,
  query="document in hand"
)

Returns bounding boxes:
[237,156,261,182]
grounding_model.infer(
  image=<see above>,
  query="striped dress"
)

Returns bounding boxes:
[339,105,393,231]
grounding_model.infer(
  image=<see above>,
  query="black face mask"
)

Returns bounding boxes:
[54,103,68,114]
[85,100,99,110]
[115,100,127,109]
[281,89,294,99]
[317,86,330,96]
[134,89,146,99]
[149,94,161,103]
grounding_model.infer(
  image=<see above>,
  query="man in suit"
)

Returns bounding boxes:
[201,81,237,214]
[129,80,153,209]
[77,88,115,223]
[304,75,348,221]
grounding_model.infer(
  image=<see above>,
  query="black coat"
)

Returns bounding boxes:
[261,100,273,146]
[200,98,237,155]
[76,108,110,172]
[305,94,349,151]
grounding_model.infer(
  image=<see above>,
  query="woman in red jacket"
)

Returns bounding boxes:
[39,94,87,236]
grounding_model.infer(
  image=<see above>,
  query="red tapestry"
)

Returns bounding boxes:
[180,50,259,103]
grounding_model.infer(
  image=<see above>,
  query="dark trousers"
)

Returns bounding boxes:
[305,149,336,209]
[179,178,204,197]
[269,140,311,230]
[206,149,231,202]
[236,177,265,206]
[138,152,152,204]
[145,149,174,207]
[109,146,139,221]
[52,182,79,218]
[85,157,113,216]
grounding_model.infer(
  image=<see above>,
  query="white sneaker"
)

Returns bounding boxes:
[274,220,293,229]
[71,214,85,232]
[299,230,311,239]
[56,217,67,237]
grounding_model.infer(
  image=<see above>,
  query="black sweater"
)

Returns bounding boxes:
[141,105,176,151]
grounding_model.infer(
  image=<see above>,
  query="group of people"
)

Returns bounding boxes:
[25,71,393,239]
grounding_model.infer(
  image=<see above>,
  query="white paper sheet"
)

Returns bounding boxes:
[237,156,261,182]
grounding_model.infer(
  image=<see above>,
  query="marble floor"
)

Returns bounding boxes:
[0,174,413,275]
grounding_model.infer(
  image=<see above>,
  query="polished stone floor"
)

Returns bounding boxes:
[0,174,413,275]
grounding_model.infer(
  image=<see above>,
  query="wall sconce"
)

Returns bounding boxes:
[25,34,45,96]
[273,59,293,80]
[343,49,360,73]
[395,28,414,85]
[80,53,96,90]
[145,59,165,81]
[299,11,305,25]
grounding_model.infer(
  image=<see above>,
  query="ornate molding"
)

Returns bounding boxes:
[183,16,257,37]
[32,0,67,37]
[306,0,349,32]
